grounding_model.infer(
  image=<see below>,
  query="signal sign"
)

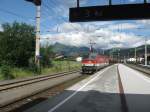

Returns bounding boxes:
[69,3,150,22]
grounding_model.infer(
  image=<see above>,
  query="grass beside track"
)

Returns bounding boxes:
[0,60,81,80]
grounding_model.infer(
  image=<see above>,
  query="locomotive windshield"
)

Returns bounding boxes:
[88,53,97,59]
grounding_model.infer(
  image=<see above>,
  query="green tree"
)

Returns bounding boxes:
[40,45,54,67]
[0,22,35,67]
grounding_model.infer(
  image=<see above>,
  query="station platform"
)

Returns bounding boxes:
[24,64,150,112]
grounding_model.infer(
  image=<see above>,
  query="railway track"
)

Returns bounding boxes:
[0,70,80,92]
[125,64,150,75]
[0,70,81,109]
[0,65,110,111]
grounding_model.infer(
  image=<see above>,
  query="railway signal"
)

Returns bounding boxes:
[25,0,41,70]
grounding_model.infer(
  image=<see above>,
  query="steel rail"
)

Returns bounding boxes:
[0,70,80,92]
[125,64,150,75]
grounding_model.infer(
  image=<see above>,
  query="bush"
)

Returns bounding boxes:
[40,46,54,68]
[1,65,14,80]
[28,58,41,75]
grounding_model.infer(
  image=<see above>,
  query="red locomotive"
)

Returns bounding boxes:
[81,53,109,73]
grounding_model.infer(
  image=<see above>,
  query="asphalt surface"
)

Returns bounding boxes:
[25,64,122,112]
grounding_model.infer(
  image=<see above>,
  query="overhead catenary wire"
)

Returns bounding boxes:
[0,8,34,21]
[0,8,51,33]
[35,0,86,34]
[42,0,80,32]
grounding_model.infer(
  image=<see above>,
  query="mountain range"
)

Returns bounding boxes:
[51,42,150,58]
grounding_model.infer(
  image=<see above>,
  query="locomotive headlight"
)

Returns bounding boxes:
[85,64,94,66]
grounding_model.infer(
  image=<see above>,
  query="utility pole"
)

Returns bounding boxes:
[118,52,120,63]
[77,0,80,7]
[109,51,111,58]
[25,0,41,69]
[89,39,96,53]
[109,0,112,5]
[103,49,105,55]
[144,0,147,3]
[35,5,41,68]
[135,47,137,64]
[124,56,126,63]
[127,52,130,63]
[145,38,147,66]
[117,49,120,63]
[113,48,114,61]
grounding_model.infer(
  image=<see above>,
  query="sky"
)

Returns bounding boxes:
[0,0,150,49]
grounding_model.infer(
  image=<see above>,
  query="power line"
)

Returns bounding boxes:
[0,0,80,34]
[0,8,34,20]
[0,7,50,34]
[42,0,80,32]
[50,0,81,31]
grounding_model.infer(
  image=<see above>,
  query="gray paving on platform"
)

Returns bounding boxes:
[119,64,150,112]
[25,65,122,112]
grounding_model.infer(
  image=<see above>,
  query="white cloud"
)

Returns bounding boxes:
[129,0,136,2]
[45,0,88,19]
[147,39,150,44]
[58,0,87,7]
[0,24,3,32]
[136,20,150,25]
[51,22,114,33]
[53,22,83,33]
[91,28,142,48]
[107,23,139,30]
[41,22,144,49]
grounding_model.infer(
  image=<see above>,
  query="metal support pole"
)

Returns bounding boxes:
[118,52,120,63]
[35,6,41,68]
[77,0,80,7]
[103,49,105,55]
[109,51,111,58]
[112,48,114,61]
[109,0,112,5]
[135,47,137,64]
[124,56,126,63]
[145,38,147,66]
[128,52,130,59]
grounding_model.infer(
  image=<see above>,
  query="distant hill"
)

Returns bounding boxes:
[104,45,150,59]
[51,42,150,58]
[51,43,90,57]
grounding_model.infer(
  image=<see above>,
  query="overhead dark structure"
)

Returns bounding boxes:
[25,0,41,6]
[69,3,150,22]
